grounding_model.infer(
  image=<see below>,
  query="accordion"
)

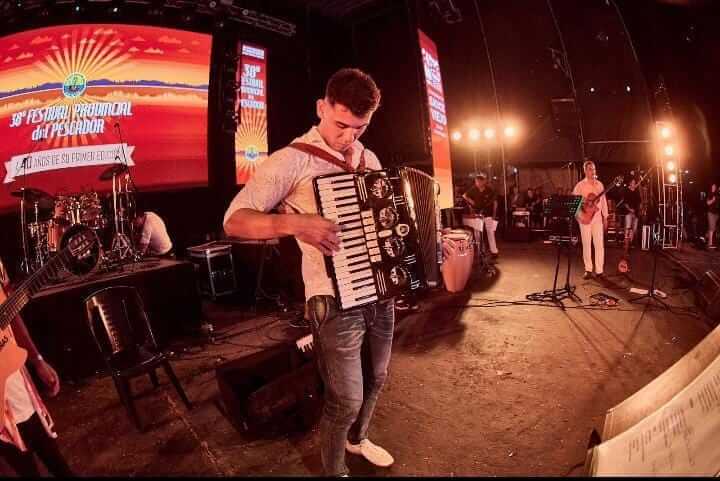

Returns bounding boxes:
[313,167,441,311]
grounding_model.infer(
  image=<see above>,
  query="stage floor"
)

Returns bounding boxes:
[662,243,720,281]
[20,240,716,476]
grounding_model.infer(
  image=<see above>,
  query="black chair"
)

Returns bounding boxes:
[84,285,192,431]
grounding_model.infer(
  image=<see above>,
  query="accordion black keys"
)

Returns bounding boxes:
[313,167,441,311]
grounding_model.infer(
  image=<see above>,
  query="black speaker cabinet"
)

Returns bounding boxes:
[697,270,720,321]
[506,210,531,242]
[216,344,324,435]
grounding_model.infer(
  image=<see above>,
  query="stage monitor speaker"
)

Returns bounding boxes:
[696,270,720,321]
[551,98,579,138]
[216,344,324,435]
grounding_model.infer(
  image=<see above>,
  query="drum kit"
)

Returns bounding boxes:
[15,163,140,276]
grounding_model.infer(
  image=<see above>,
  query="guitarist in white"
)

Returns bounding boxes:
[0,259,72,476]
[573,160,609,280]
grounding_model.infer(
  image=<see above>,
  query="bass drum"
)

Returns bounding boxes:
[59,224,102,276]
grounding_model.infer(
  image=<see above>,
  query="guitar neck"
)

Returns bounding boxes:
[0,251,69,330]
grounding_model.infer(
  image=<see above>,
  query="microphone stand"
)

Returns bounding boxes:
[19,156,30,275]
[629,165,671,311]
[112,123,140,263]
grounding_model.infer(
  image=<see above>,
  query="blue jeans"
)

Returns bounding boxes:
[310,298,395,476]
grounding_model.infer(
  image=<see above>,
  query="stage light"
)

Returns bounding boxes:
[626,85,631,92]
[451,130,462,142]
[468,128,480,142]
[112,6,118,12]
[664,145,674,156]
[590,87,595,93]
[659,124,673,139]
[668,173,677,184]
[666,161,676,172]
[503,125,516,138]
[483,128,495,140]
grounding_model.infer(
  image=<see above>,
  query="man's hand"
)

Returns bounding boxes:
[32,359,60,397]
[286,214,341,256]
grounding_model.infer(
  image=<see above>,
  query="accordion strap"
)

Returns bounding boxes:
[288,142,368,173]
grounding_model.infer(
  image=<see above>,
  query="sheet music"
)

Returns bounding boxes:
[602,324,720,440]
[592,351,720,475]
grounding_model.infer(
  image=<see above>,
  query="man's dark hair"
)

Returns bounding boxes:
[325,68,381,117]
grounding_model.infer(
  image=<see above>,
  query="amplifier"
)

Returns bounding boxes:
[187,241,237,299]
[696,270,720,321]
[506,210,531,242]
[216,344,323,434]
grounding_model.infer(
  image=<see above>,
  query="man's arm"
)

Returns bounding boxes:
[462,193,476,207]
[224,209,340,256]
[11,315,60,397]
[223,149,340,256]
[492,199,498,218]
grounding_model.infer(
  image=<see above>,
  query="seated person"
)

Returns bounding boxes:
[524,188,542,228]
[507,185,524,212]
[132,210,173,257]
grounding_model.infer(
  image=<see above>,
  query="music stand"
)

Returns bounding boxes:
[526,195,583,309]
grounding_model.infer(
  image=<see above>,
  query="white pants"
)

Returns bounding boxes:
[484,217,499,254]
[462,216,499,254]
[579,220,604,274]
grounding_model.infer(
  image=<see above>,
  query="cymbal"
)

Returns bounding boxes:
[11,187,54,203]
[99,163,128,181]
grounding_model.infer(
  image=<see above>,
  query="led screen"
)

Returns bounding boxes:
[0,24,211,213]
[234,42,268,185]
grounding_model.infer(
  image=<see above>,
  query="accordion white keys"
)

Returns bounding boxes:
[313,167,441,311]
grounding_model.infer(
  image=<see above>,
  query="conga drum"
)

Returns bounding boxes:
[461,213,484,257]
[440,228,474,293]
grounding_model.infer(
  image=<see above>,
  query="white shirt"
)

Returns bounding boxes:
[573,178,608,224]
[139,211,172,255]
[5,370,35,424]
[223,126,382,301]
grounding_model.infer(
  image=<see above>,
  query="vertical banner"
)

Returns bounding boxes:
[235,43,268,185]
[418,29,453,209]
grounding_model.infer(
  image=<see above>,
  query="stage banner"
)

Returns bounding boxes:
[235,43,268,185]
[0,24,211,213]
[418,29,453,209]
[4,144,135,183]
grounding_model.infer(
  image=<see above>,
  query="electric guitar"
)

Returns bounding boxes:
[576,176,624,225]
[0,226,99,425]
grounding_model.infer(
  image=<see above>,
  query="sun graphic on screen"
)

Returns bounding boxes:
[235,103,268,184]
[32,31,133,149]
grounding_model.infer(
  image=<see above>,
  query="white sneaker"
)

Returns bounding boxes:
[345,439,394,467]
